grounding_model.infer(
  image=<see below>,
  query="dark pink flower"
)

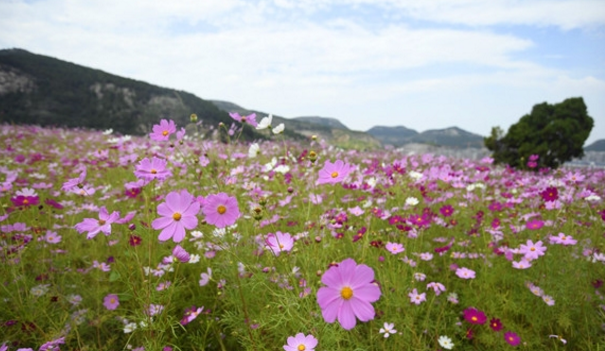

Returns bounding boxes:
[316,258,381,330]
[152,190,200,242]
[463,307,487,324]
[504,331,521,346]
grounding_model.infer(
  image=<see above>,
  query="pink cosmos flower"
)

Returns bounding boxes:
[316,159,355,185]
[549,233,577,246]
[199,267,212,286]
[149,119,177,141]
[455,267,476,279]
[519,240,547,261]
[180,306,203,325]
[172,245,191,263]
[103,294,120,310]
[134,157,172,181]
[504,331,521,346]
[463,308,487,324]
[512,259,532,269]
[426,282,446,295]
[152,190,200,243]
[229,112,258,127]
[408,288,426,305]
[385,242,405,254]
[74,206,120,239]
[44,230,62,244]
[525,219,544,230]
[316,258,381,330]
[61,170,87,191]
[202,193,241,228]
[283,333,318,351]
[265,231,294,256]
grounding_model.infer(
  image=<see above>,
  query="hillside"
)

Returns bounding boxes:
[292,116,349,130]
[0,48,255,139]
[367,125,484,148]
[585,139,605,152]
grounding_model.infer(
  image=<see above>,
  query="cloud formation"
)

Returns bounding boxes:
[1,0,604,143]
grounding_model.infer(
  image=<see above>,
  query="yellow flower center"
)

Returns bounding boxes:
[472,316,477,321]
[331,171,339,178]
[341,286,353,300]
[151,169,157,174]
[530,247,535,251]
[279,244,284,249]
[217,205,227,214]
[110,298,116,304]
[162,130,169,136]
[98,220,106,225]
[298,345,306,351]
[23,199,29,204]
[173,212,182,221]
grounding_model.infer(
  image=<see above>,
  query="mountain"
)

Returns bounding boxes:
[0,48,256,139]
[367,125,484,148]
[585,139,605,152]
[367,126,419,146]
[410,127,485,148]
[209,100,381,149]
[292,116,349,130]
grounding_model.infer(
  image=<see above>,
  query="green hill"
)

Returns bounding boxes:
[0,48,256,139]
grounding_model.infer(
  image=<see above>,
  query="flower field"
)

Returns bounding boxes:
[1,119,604,350]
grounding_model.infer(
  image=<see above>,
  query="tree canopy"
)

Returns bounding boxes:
[484,97,594,170]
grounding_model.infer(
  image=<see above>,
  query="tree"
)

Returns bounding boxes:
[484,97,594,170]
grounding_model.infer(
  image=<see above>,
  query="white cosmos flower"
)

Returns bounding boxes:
[438,335,454,349]
[248,143,260,158]
[272,123,285,134]
[405,197,419,206]
[256,114,272,130]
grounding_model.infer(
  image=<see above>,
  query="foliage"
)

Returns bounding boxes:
[1,123,605,350]
[484,97,594,170]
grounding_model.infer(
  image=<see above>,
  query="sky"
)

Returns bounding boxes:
[1,0,605,144]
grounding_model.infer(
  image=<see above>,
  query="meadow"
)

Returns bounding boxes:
[1,117,604,351]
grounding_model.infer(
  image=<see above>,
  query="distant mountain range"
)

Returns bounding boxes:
[0,48,601,151]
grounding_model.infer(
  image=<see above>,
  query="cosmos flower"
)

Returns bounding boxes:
[463,308,487,325]
[519,240,547,261]
[379,322,397,338]
[283,333,318,351]
[265,231,294,256]
[455,267,476,279]
[134,157,172,181]
[504,331,521,346]
[316,258,381,330]
[438,335,454,350]
[490,318,503,331]
[256,114,273,130]
[103,294,120,310]
[229,112,258,127]
[149,119,177,141]
[152,190,200,243]
[316,159,355,185]
[408,288,426,305]
[74,206,120,240]
[385,242,405,254]
[202,193,241,228]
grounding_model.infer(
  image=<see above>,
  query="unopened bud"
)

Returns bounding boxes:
[308,150,317,163]
[190,113,198,122]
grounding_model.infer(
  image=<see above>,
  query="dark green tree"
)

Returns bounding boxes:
[484,97,594,169]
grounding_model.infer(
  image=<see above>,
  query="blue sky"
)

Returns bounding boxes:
[2,0,604,144]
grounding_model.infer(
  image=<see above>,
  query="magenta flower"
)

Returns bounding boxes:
[149,119,177,141]
[316,159,355,185]
[525,219,544,230]
[75,206,120,239]
[504,331,521,346]
[316,258,381,330]
[152,190,200,243]
[519,240,547,261]
[490,318,503,331]
[540,187,558,202]
[283,333,318,351]
[463,308,487,325]
[265,231,294,256]
[455,267,476,279]
[10,195,39,207]
[103,294,120,310]
[202,193,241,228]
[134,157,172,181]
